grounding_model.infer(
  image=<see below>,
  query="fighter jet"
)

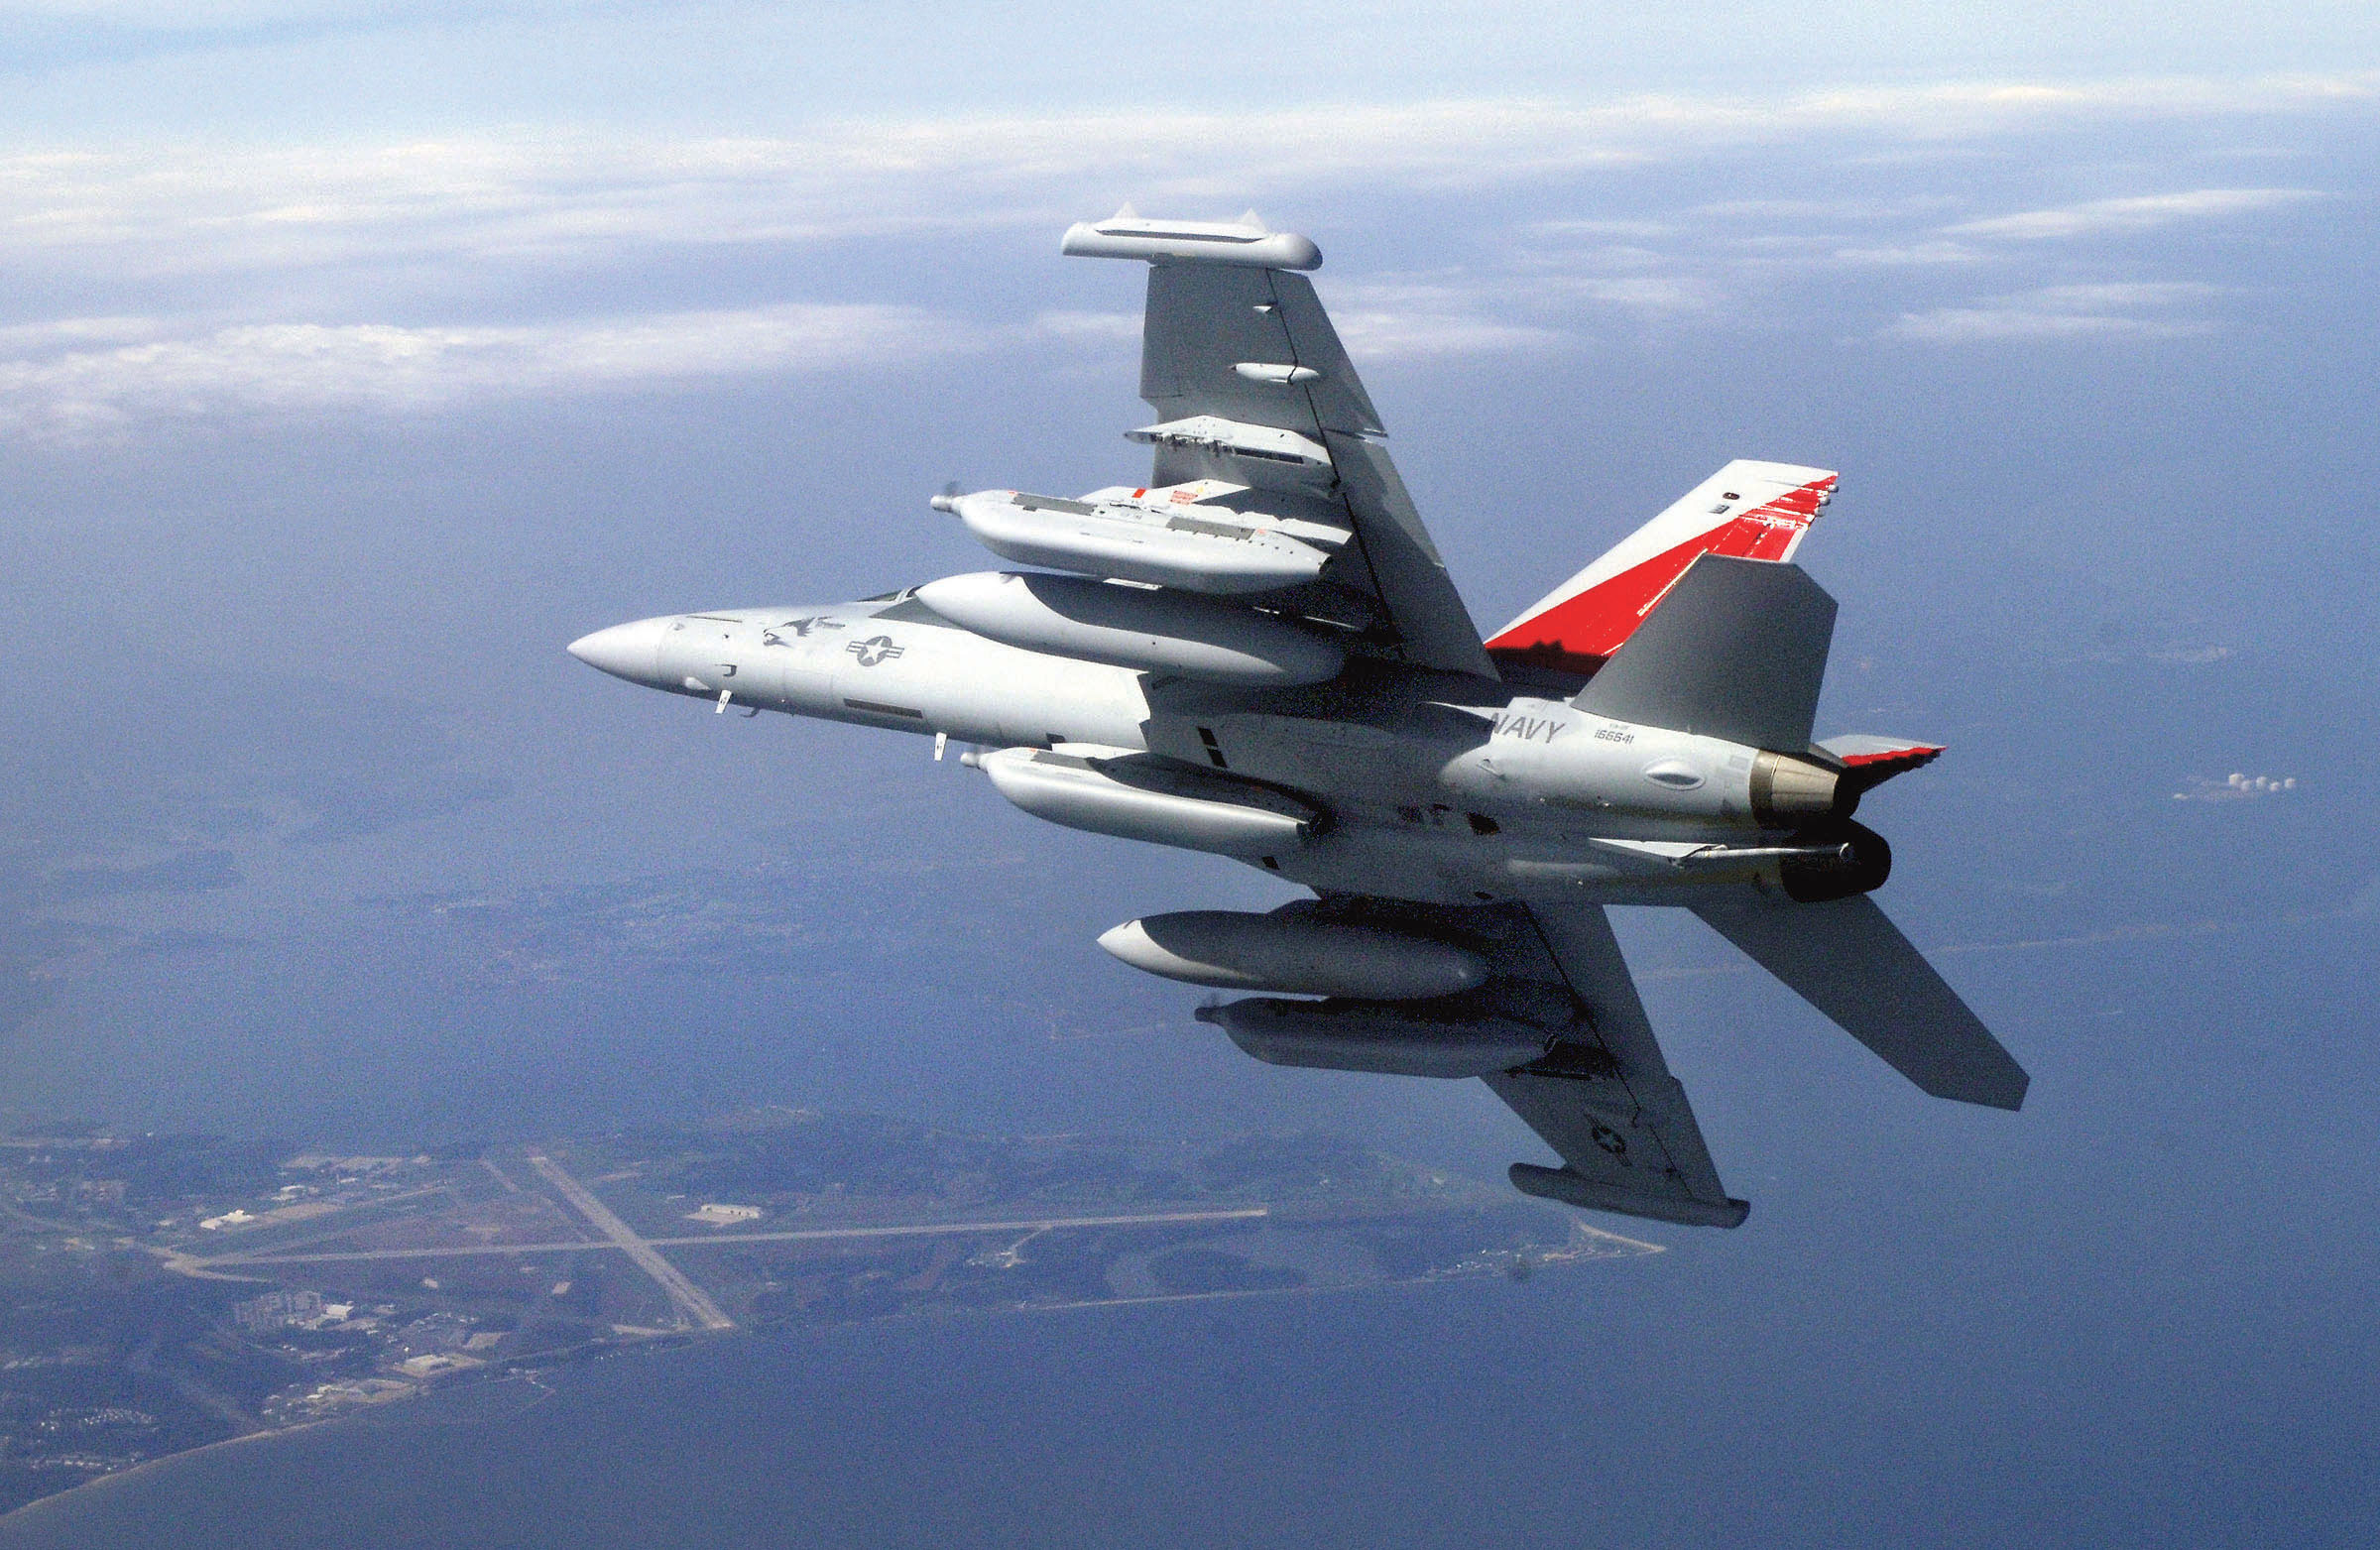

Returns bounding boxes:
[568,211,2026,1228]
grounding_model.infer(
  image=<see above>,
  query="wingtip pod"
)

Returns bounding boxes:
[1062,211,1321,271]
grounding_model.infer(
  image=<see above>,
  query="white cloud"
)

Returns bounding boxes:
[1832,241,1985,265]
[2173,772,2298,801]
[1693,196,1961,221]
[1,1,342,17]
[1886,281,2220,342]
[2018,281,2219,307]
[0,315,165,351]
[0,79,2364,281]
[1945,187,2320,240]
[1543,244,1671,271]
[0,289,1569,435]
[0,0,585,27]
[1028,310,1140,345]
[0,303,970,437]
[1326,269,1713,355]
[1317,278,1571,359]
[1545,276,1715,314]
[0,138,1040,281]
[1531,218,1676,239]
[0,73,2361,430]
[1332,311,1566,360]
[1888,308,2210,342]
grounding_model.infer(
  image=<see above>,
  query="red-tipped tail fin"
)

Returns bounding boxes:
[1488,460,1837,675]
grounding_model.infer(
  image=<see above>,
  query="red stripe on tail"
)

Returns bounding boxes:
[1487,475,1835,671]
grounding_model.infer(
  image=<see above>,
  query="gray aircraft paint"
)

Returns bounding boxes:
[572,608,1807,901]
[568,214,2027,1229]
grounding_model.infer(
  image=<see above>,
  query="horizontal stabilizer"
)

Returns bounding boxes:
[1692,894,2028,1110]
[1574,554,1837,751]
[1819,734,1944,796]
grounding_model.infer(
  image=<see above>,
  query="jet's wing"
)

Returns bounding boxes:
[1194,894,1746,1227]
[1065,213,1496,679]
[1488,903,1750,1229]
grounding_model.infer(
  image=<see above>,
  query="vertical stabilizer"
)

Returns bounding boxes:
[1572,554,1837,751]
[1488,460,1836,673]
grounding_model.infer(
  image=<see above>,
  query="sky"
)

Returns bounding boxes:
[6,64,2374,1131]
[2,4,2377,1546]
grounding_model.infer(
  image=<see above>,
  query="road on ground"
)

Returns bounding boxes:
[525,1152,736,1332]
[195,1207,1274,1267]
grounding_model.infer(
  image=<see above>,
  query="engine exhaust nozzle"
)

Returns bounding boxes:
[1749,752,1849,827]
[1776,820,1893,902]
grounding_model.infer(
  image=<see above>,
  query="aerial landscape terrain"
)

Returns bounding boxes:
[0,1114,1630,1513]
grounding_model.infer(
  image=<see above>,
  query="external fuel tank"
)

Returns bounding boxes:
[915,571,1344,686]
[1098,910,1490,1000]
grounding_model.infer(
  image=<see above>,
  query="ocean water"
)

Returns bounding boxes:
[6,902,2378,1550]
[6,1200,2376,1550]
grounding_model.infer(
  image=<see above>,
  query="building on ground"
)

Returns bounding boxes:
[233,1289,326,1333]
[688,1203,763,1226]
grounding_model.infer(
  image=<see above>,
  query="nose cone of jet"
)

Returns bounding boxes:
[567,616,671,686]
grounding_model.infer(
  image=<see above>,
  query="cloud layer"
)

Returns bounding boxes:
[0,73,2363,434]
[1887,282,2225,342]
[1943,187,2321,240]
[0,304,965,435]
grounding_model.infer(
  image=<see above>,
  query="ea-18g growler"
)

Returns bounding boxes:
[568,212,2027,1229]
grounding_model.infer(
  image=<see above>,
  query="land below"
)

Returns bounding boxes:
[0,1109,1649,1515]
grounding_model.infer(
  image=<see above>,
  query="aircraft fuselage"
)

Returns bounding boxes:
[569,597,1873,909]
